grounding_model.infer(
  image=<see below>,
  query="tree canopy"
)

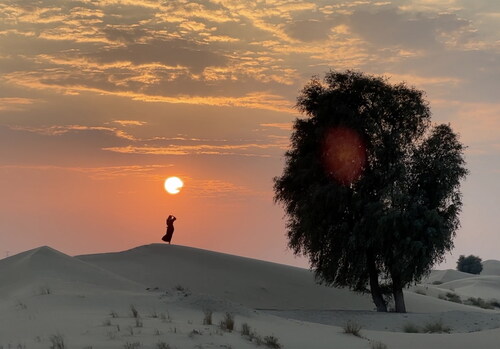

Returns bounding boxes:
[274,70,468,312]
[457,255,483,274]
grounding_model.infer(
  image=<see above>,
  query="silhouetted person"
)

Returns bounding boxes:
[162,215,176,244]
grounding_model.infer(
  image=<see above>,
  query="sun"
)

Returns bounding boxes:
[164,176,184,194]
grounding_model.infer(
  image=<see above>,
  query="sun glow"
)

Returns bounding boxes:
[164,176,184,194]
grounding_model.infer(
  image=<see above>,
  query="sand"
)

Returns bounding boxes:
[1,244,499,348]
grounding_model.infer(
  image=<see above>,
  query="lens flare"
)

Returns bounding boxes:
[322,126,367,185]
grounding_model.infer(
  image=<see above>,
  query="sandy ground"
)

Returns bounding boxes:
[0,244,499,349]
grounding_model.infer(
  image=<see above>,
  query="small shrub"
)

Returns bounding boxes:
[343,320,362,337]
[370,341,388,349]
[423,320,451,333]
[489,299,500,308]
[403,323,420,333]
[188,329,202,338]
[219,313,235,332]
[241,323,251,336]
[432,281,443,285]
[203,309,213,325]
[264,335,282,349]
[123,342,141,349]
[49,334,65,349]
[130,304,139,318]
[156,342,171,349]
[39,286,51,295]
[465,297,494,309]
[445,292,462,303]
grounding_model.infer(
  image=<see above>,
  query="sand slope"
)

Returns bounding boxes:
[1,244,499,349]
[0,246,141,297]
[77,243,375,310]
[482,260,500,276]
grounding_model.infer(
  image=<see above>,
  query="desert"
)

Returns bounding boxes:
[1,244,499,349]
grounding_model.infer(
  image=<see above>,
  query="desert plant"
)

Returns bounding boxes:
[489,299,500,308]
[203,309,213,325]
[403,323,420,333]
[465,297,494,309]
[49,334,65,349]
[445,292,462,303]
[241,323,251,336]
[343,320,362,337]
[423,320,451,333]
[457,255,483,274]
[370,341,388,349]
[130,304,139,318]
[123,342,141,349]
[156,342,171,349]
[264,335,282,348]
[219,312,235,332]
[39,286,51,295]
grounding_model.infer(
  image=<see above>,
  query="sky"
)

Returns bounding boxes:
[0,0,498,270]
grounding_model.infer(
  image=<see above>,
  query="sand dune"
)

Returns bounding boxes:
[0,246,141,298]
[423,269,475,284]
[482,260,500,276]
[1,244,499,349]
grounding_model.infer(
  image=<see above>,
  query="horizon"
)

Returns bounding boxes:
[1,0,499,270]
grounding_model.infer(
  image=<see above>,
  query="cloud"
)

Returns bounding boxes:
[348,8,471,49]
[0,97,35,111]
[111,120,147,126]
[285,19,335,42]
[102,141,287,157]
[89,39,228,73]
[11,124,137,141]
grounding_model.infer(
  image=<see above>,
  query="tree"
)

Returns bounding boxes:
[274,70,468,313]
[456,255,483,274]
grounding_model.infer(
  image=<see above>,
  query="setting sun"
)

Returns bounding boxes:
[164,176,184,194]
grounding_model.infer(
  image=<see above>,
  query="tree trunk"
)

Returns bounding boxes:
[367,251,387,312]
[392,274,406,313]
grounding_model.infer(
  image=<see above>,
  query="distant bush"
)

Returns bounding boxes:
[465,297,494,309]
[156,342,171,349]
[203,309,213,325]
[403,323,420,333]
[343,320,362,337]
[130,304,139,318]
[456,255,483,274]
[264,335,282,349]
[489,299,500,308]
[423,320,451,333]
[241,323,251,336]
[49,334,65,349]
[219,313,235,332]
[370,341,388,349]
[445,292,462,303]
